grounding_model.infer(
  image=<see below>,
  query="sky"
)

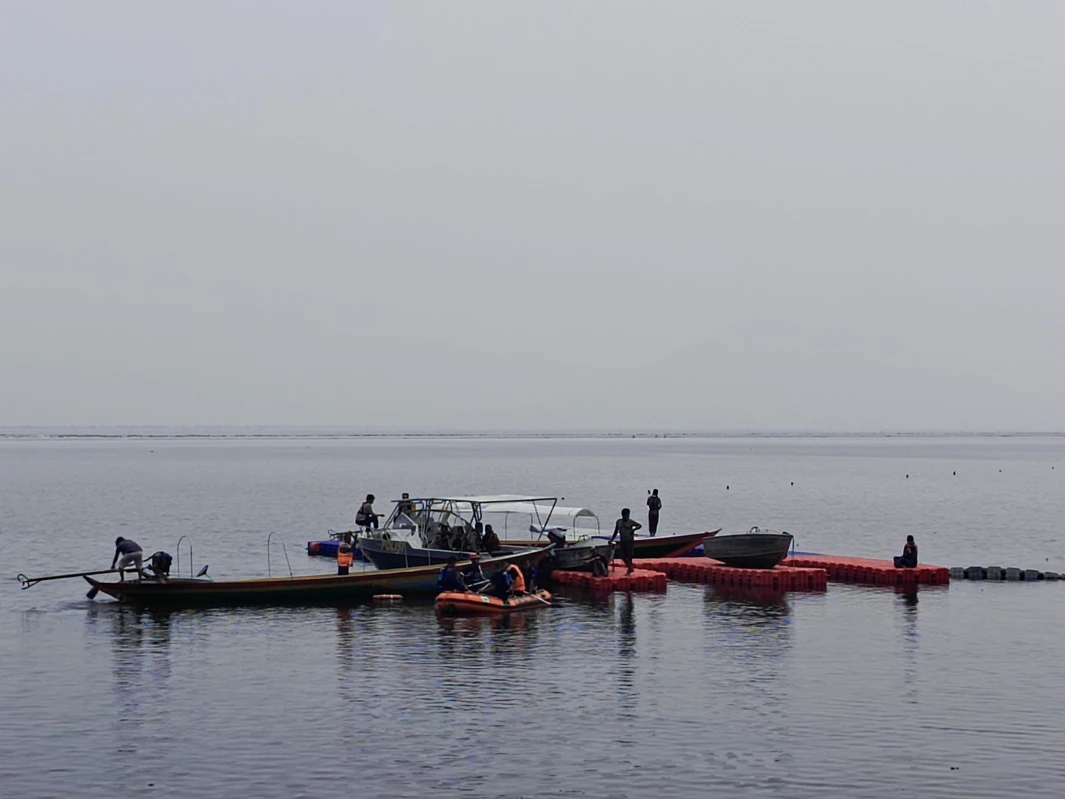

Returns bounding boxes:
[1,2,1063,431]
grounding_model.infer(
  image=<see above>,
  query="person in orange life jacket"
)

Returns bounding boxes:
[646,489,662,536]
[337,540,355,575]
[505,563,526,594]
[437,557,468,593]
[894,535,918,569]
[355,494,380,530]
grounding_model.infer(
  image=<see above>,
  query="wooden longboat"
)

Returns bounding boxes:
[84,547,551,608]
[502,530,718,559]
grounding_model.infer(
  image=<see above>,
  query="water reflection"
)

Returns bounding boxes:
[895,587,920,704]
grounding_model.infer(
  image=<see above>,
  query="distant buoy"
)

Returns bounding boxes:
[906,474,909,479]
[726,485,729,490]
[790,481,794,486]
[953,471,956,476]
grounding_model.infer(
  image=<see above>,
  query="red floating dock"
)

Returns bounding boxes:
[782,555,949,587]
[633,558,827,592]
[552,564,668,594]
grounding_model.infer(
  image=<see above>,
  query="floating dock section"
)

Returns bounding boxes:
[783,555,949,586]
[552,564,668,594]
[634,558,827,592]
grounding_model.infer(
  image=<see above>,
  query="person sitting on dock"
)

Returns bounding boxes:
[355,494,381,531]
[437,557,468,593]
[337,540,355,575]
[462,552,487,589]
[609,508,642,575]
[481,524,501,553]
[894,535,918,569]
[111,537,146,581]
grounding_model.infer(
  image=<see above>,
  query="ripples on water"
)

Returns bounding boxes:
[2,437,1064,797]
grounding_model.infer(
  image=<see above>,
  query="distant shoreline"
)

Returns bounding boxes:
[1,428,1063,441]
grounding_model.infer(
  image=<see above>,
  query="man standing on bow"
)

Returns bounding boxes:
[646,489,662,537]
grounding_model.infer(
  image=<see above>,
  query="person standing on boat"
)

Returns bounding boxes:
[894,535,918,569]
[646,489,662,536]
[337,540,355,575]
[111,537,146,581]
[355,494,380,531]
[609,508,642,575]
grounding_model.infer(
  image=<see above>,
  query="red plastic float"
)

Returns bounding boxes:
[782,555,949,586]
[631,558,828,592]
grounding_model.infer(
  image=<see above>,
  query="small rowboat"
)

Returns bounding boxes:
[703,528,794,570]
[435,589,553,616]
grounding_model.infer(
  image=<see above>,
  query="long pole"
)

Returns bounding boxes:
[17,568,121,589]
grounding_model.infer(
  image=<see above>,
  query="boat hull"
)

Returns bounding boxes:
[435,590,552,616]
[84,549,551,608]
[503,530,717,559]
[702,533,794,570]
[358,539,524,570]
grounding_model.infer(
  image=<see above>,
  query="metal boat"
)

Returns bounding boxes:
[702,528,794,570]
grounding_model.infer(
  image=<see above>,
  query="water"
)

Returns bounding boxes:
[2,435,1064,798]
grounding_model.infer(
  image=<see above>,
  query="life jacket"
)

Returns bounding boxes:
[506,564,526,593]
[337,544,354,569]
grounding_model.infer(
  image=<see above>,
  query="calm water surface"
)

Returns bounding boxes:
[1,436,1063,798]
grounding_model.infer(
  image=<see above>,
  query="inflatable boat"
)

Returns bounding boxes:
[435,589,553,616]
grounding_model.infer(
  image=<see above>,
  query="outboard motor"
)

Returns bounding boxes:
[148,551,173,578]
[546,530,567,549]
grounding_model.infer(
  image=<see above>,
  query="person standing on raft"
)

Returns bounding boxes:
[646,489,662,536]
[894,535,918,568]
[609,508,642,575]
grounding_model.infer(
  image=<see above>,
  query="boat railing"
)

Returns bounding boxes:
[175,535,194,579]
[267,532,294,578]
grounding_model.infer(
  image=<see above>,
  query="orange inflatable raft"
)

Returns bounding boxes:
[435,590,553,616]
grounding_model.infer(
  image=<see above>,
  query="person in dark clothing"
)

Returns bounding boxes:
[481,524,501,553]
[894,535,918,568]
[111,537,146,581]
[462,552,486,588]
[646,489,662,536]
[437,557,468,592]
[609,508,642,575]
[355,494,380,530]
[487,568,512,599]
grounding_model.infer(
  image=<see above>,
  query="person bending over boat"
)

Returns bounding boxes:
[894,535,918,569]
[438,557,468,593]
[355,494,381,531]
[609,508,642,575]
[481,524,501,553]
[111,537,146,581]
[462,552,486,588]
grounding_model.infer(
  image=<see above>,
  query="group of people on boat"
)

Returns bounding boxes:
[437,554,533,599]
[428,521,502,554]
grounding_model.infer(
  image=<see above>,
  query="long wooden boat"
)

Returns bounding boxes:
[84,547,551,608]
[359,537,526,570]
[703,529,793,570]
[498,530,717,559]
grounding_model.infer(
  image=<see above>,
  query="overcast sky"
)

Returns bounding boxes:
[2,2,1063,431]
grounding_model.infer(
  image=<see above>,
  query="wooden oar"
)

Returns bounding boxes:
[17,568,121,590]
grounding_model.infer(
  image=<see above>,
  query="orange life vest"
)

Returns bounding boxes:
[337,545,354,569]
[507,564,526,593]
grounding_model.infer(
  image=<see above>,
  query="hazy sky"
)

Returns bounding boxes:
[2,2,1063,430]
